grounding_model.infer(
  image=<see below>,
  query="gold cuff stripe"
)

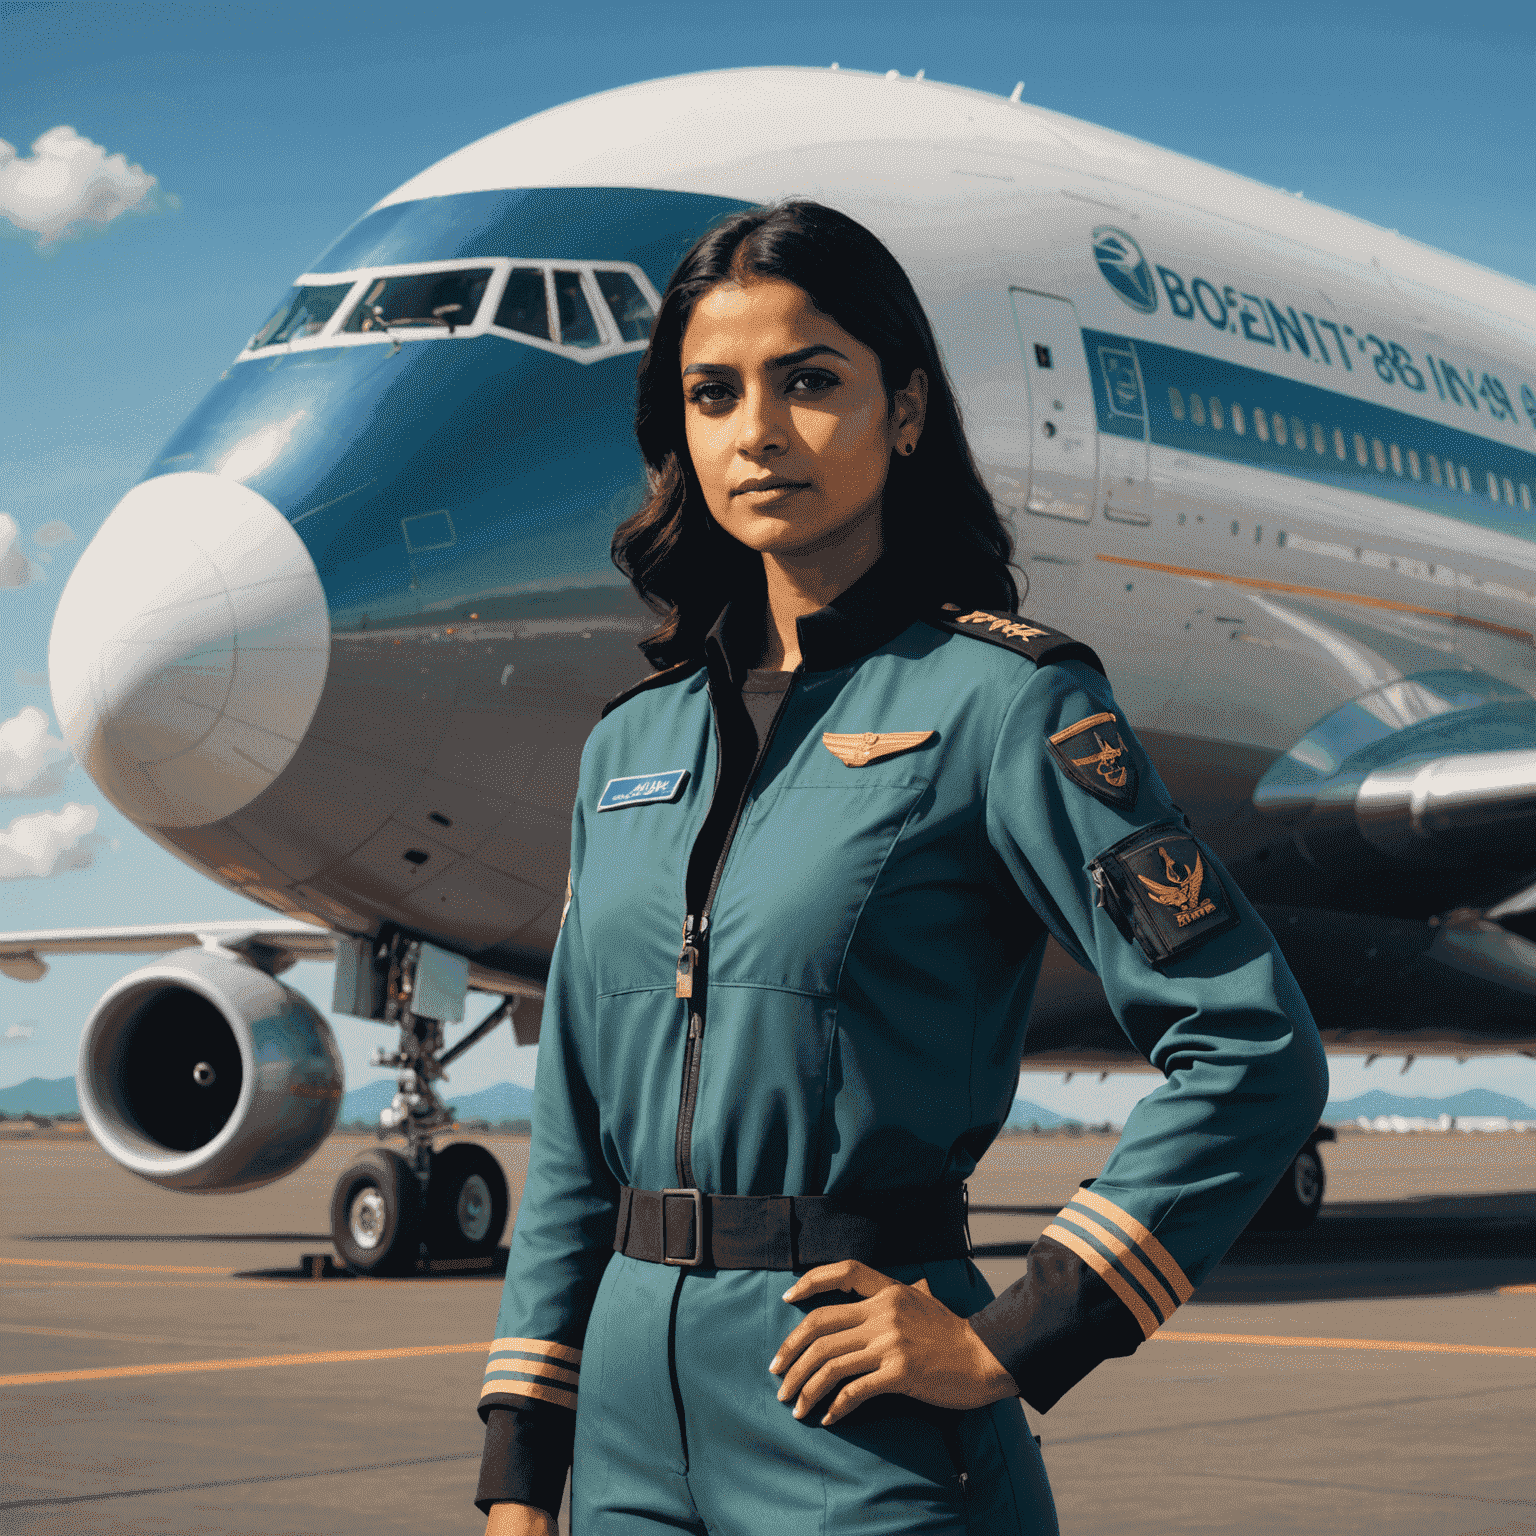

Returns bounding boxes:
[1048,711,1116,745]
[488,1337,582,1366]
[1058,1210,1177,1324]
[484,1356,579,1387]
[1070,1189,1194,1303]
[1042,1223,1160,1341]
[479,1377,578,1412]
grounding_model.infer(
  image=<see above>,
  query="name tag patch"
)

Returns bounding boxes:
[597,769,689,812]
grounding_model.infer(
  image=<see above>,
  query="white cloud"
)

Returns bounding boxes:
[5,1023,36,1042]
[34,521,74,548]
[0,707,71,798]
[0,514,39,589]
[0,803,107,879]
[0,127,163,248]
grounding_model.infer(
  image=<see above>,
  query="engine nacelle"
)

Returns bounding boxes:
[76,946,344,1192]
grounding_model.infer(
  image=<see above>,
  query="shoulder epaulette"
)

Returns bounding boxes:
[600,656,705,719]
[930,606,1105,677]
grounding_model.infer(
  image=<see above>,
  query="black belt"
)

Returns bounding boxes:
[613,1184,971,1271]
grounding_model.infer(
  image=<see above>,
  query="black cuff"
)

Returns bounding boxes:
[968,1233,1146,1414]
[474,1404,575,1518]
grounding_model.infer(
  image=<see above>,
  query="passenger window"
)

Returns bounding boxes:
[1371,438,1387,472]
[1521,484,1532,512]
[1254,408,1270,442]
[1488,471,1501,502]
[1503,477,1516,506]
[1292,417,1306,449]
[1312,423,1326,454]
[1231,402,1245,434]
[1189,394,1206,426]
[1459,465,1472,494]
[494,269,550,339]
[249,282,356,348]
[1269,413,1283,444]
[1390,443,1403,476]
[553,270,600,348]
[1168,386,1186,420]
[343,268,494,333]
[1354,432,1369,467]
[1428,454,1442,486]
[1210,397,1224,430]
[1334,426,1347,460]
[594,270,655,342]
[1408,449,1421,480]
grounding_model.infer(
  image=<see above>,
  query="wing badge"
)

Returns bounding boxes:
[822,730,936,767]
[1046,711,1138,809]
[1136,846,1216,927]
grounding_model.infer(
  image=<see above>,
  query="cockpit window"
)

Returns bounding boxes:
[494,268,550,339]
[341,268,494,333]
[249,283,356,348]
[552,270,600,348]
[594,269,655,342]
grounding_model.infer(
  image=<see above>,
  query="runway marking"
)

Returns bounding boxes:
[1157,1331,1536,1359]
[0,1279,305,1290]
[0,1323,191,1345]
[1496,1283,1536,1294]
[0,1255,229,1275]
[0,1449,478,1512]
[0,1339,493,1388]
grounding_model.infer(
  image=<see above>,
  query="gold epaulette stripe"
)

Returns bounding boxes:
[479,1377,577,1412]
[488,1337,583,1366]
[1042,1223,1161,1341]
[484,1356,579,1388]
[1070,1189,1194,1303]
[1055,1210,1177,1323]
[1048,711,1116,746]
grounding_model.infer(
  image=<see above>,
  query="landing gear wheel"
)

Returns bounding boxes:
[1249,1143,1326,1231]
[426,1142,509,1258]
[330,1148,422,1274]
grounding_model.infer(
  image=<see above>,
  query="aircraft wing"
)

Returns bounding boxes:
[0,920,543,1002]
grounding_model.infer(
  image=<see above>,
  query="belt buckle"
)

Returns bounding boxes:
[660,1187,705,1267]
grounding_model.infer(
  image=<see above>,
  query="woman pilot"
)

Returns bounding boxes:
[474,201,1327,1534]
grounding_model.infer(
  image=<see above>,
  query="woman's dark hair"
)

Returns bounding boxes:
[613,200,1019,667]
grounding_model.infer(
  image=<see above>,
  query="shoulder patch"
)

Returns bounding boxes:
[1047,711,1137,809]
[930,606,1105,676]
[600,657,704,719]
[1088,823,1238,967]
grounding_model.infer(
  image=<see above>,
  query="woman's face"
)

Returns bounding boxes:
[679,277,925,563]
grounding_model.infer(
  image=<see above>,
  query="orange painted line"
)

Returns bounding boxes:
[0,1256,229,1275]
[1094,554,1534,644]
[1155,1331,1536,1359]
[1496,1284,1536,1295]
[0,1340,493,1388]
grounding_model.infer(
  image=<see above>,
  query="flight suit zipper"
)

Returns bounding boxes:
[673,668,800,1190]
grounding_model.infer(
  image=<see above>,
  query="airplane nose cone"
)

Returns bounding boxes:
[49,472,330,829]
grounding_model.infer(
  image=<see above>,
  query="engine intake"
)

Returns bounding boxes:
[77,946,343,1192]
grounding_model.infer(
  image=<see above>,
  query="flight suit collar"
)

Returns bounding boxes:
[703,557,925,682]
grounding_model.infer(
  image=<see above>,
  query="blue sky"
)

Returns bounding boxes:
[2,0,1535,1121]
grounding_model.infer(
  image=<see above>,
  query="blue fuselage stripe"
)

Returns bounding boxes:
[1084,328,1536,538]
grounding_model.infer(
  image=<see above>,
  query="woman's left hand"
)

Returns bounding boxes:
[769,1259,1017,1426]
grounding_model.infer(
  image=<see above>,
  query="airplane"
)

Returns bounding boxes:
[4,65,1535,1275]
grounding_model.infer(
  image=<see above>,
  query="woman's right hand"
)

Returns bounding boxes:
[485,1501,558,1536]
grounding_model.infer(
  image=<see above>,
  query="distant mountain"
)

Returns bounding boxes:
[0,1076,79,1115]
[1324,1088,1536,1122]
[339,1077,536,1125]
[1005,1098,1082,1130]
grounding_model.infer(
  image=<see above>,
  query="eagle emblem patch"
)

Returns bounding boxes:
[1088,824,1237,966]
[1047,711,1138,809]
[822,730,936,767]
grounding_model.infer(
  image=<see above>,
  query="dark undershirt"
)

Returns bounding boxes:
[739,667,794,755]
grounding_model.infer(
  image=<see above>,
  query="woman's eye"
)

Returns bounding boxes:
[788,369,838,395]
[687,381,734,406]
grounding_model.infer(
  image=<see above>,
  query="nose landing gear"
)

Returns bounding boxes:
[325,935,519,1274]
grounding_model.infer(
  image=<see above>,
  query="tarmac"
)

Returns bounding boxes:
[2,1126,1533,1536]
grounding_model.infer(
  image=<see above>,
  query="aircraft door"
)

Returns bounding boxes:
[1008,289,1096,523]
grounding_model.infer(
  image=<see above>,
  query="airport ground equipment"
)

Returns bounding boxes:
[1248,1125,1336,1231]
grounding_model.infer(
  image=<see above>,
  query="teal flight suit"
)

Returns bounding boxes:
[475,560,1328,1532]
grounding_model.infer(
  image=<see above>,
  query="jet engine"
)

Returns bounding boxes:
[76,945,344,1192]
